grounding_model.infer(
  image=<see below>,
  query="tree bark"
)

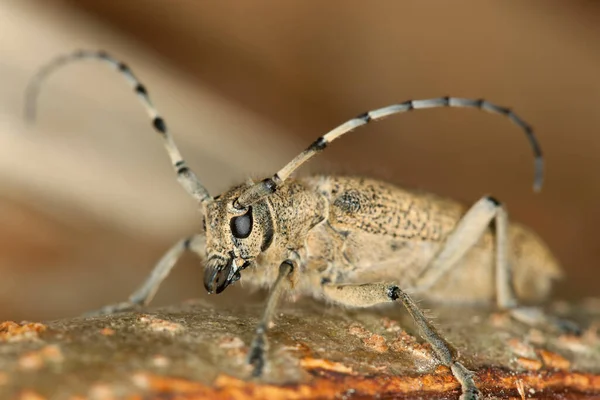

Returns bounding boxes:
[1,298,600,399]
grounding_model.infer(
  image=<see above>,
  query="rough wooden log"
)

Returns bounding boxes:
[1,297,599,399]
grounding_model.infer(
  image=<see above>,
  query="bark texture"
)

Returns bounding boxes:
[1,298,600,399]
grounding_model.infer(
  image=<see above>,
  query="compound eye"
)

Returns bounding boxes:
[230,206,253,239]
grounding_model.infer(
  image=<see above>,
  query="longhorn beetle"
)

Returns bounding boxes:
[25,50,577,400]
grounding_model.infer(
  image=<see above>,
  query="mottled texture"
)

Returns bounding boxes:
[300,176,561,304]
[1,298,600,399]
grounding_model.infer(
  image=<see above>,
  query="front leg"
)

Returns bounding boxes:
[85,235,205,317]
[247,260,295,377]
[323,282,480,400]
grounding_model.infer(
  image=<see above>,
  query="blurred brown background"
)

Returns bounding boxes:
[0,1,599,321]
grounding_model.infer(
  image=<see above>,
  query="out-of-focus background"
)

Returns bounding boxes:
[0,1,599,321]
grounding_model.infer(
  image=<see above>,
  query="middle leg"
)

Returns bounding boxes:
[323,282,480,400]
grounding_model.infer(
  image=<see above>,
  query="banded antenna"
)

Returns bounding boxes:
[236,97,543,208]
[25,50,212,204]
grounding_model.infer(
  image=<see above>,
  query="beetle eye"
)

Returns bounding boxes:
[230,206,253,239]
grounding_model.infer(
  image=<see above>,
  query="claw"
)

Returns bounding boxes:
[549,315,582,336]
[248,347,265,377]
[82,301,138,317]
[247,334,266,377]
[509,307,582,336]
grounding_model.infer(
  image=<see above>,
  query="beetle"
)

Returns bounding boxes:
[25,50,577,400]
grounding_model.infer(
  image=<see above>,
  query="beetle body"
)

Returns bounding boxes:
[215,175,562,306]
[28,50,575,400]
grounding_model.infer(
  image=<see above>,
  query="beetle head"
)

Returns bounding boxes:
[202,183,274,294]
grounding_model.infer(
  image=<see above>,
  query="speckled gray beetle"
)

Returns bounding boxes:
[26,50,578,400]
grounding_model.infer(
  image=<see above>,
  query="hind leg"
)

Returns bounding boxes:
[411,196,579,334]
